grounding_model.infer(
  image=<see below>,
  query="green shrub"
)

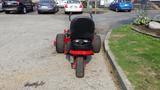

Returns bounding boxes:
[134,10,151,25]
[134,16,151,25]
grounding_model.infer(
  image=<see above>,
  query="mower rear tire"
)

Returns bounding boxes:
[56,34,64,53]
[92,35,101,53]
[76,57,84,78]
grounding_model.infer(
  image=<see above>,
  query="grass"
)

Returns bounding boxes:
[109,25,160,90]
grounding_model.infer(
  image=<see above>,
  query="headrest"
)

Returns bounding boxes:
[70,17,95,40]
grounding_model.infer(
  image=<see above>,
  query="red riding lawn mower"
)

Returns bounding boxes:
[54,13,101,78]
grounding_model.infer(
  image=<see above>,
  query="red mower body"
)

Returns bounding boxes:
[54,16,101,78]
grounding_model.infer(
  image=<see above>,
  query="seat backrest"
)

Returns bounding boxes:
[70,16,95,40]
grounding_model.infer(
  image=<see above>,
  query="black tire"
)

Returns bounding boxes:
[64,11,68,14]
[54,7,59,13]
[128,10,131,12]
[38,11,42,14]
[5,11,10,14]
[22,7,27,14]
[52,8,57,14]
[30,6,34,12]
[92,35,101,53]
[76,57,84,78]
[56,34,64,53]
[57,7,59,12]
[115,8,119,12]
[79,11,83,14]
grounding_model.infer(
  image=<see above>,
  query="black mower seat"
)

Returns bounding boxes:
[70,16,95,40]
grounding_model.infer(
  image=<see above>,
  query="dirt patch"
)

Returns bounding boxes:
[83,8,107,14]
[134,48,145,53]
[133,25,160,37]
[111,34,126,40]
[91,11,105,14]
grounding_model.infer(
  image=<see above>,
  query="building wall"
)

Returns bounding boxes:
[32,0,39,3]
[105,0,114,7]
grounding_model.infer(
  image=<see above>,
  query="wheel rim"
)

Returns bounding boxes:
[116,8,118,12]
[23,7,27,14]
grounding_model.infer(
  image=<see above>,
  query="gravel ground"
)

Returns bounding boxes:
[1,9,158,90]
[0,14,116,90]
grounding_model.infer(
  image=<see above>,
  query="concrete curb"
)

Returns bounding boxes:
[104,30,134,90]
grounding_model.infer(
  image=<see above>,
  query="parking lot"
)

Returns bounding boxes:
[0,9,119,90]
